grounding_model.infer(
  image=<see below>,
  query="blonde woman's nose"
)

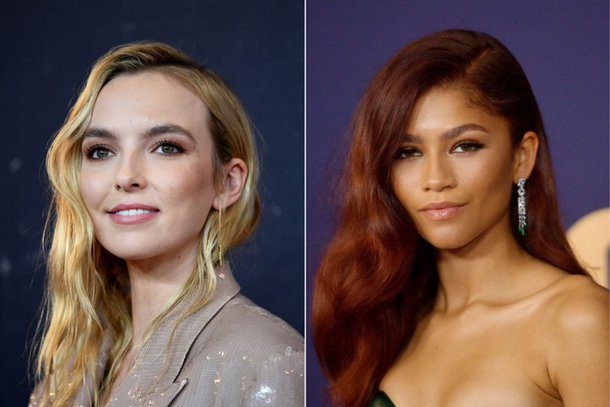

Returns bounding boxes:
[114,152,147,192]
[421,154,456,192]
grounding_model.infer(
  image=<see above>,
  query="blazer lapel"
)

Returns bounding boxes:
[106,264,241,407]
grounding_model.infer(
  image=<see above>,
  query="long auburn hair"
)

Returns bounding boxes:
[312,29,587,406]
[34,42,260,406]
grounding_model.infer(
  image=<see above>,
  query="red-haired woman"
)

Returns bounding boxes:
[312,29,608,407]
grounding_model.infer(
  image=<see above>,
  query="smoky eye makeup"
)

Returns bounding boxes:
[152,138,186,155]
[83,143,114,160]
[394,146,422,160]
[81,136,189,160]
[451,140,485,153]
[392,138,486,160]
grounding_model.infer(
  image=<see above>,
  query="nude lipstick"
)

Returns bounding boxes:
[108,203,160,225]
[419,201,466,221]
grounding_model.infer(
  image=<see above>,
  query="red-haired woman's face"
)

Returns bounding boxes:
[391,86,519,250]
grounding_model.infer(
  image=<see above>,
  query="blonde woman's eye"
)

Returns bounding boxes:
[394,147,421,160]
[154,141,184,155]
[453,141,483,153]
[85,145,114,160]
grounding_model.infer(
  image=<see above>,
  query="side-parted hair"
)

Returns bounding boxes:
[35,42,260,405]
[312,29,587,406]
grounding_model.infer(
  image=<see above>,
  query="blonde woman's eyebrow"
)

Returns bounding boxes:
[145,124,196,142]
[83,123,196,142]
[403,123,490,143]
[82,127,115,140]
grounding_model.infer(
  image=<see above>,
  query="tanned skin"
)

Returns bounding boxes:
[381,87,609,406]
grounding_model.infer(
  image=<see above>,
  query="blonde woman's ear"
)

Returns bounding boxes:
[513,131,539,182]
[213,158,248,210]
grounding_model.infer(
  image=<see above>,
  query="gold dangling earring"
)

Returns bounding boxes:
[218,206,223,267]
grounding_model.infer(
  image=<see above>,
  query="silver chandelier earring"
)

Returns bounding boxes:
[517,177,527,236]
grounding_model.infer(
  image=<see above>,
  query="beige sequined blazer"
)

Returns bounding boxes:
[29,265,304,406]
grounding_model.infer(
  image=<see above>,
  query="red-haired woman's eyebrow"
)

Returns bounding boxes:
[402,133,423,143]
[442,123,489,140]
[403,123,489,143]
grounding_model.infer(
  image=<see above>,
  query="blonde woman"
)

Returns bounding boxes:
[29,42,303,406]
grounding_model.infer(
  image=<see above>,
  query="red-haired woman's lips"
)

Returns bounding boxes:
[419,201,466,221]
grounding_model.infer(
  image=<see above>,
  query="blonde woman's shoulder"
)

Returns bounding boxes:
[175,294,304,406]
[213,294,303,354]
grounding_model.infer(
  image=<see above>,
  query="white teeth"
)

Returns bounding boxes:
[115,209,154,216]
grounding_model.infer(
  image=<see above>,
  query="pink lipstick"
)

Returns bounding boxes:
[108,203,160,225]
[419,201,466,221]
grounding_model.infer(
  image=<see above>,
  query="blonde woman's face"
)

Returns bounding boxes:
[391,86,518,250]
[80,71,218,261]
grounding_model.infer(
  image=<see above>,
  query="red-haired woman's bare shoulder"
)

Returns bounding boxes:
[546,273,608,317]
[541,273,608,405]
[537,273,608,337]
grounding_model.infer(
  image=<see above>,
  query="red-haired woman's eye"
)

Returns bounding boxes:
[394,147,421,159]
[453,141,483,153]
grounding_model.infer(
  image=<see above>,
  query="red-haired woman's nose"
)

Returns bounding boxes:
[421,156,456,192]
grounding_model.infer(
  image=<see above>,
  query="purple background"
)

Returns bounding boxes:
[306,1,609,405]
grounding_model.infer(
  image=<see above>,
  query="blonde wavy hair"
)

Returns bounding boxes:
[34,42,260,406]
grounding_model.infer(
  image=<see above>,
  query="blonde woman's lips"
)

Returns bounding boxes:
[108,203,160,225]
[419,201,466,221]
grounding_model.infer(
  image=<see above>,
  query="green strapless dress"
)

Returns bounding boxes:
[368,392,396,407]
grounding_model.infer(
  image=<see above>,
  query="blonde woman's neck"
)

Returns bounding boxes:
[126,240,199,347]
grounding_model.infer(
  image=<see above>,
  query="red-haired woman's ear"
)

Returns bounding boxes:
[513,131,539,182]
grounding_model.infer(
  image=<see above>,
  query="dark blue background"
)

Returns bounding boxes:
[0,1,303,404]
[307,1,608,405]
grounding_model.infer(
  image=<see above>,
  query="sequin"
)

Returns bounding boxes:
[30,266,304,406]
[252,385,277,404]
